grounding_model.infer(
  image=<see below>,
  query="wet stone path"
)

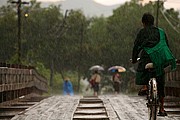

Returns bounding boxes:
[11,94,180,120]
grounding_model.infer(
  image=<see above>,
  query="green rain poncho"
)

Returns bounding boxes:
[143,28,176,76]
[133,27,176,85]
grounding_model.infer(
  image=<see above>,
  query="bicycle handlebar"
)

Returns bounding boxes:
[130,58,140,63]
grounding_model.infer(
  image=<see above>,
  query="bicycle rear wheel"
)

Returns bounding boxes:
[148,78,158,120]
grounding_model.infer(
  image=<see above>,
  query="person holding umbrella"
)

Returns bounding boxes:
[88,65,104,96]
[112,70,122,95]
[108,66,126,95]
[89,70,101,96]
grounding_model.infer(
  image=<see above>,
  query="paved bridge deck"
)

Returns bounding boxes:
[11,94,180,120]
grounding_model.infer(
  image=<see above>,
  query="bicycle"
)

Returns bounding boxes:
[130,58,159,120]
[145,63,159,120]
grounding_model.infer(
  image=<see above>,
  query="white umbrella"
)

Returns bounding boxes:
[108,66,126,72]
[89,65,104,71]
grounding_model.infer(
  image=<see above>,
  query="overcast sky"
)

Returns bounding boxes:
[36,0,129,6]
[35,0,180,10]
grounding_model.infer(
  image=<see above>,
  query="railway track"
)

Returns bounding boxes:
[73,96,109,120]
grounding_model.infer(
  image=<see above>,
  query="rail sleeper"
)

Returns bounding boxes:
[73,96,109,120]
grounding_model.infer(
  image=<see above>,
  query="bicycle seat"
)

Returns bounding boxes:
[145,63,154,69]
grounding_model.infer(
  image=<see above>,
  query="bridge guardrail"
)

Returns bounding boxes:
[165,64,180,97]
[0,63,48,105]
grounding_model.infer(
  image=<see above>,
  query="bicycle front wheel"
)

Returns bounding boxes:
[148,98,158,120]
[148,78,158,120]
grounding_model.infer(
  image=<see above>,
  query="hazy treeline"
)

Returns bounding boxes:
[0,0,179,93]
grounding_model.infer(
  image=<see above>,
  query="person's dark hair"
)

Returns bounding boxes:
[142,12,154,26]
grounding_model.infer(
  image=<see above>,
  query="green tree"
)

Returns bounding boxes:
[0,4,17,62]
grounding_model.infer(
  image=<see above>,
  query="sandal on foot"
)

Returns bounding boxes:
[138,89,148,96]
[158,110,168,116]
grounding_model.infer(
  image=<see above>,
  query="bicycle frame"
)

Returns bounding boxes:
[131,58,160,120]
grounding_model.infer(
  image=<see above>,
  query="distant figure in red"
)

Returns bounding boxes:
[112,70,121,94]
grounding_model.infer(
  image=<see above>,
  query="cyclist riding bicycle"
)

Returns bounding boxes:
[131,12,176,116]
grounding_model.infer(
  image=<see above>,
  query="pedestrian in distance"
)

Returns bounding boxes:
[89,70,101,96]
[63,77,74,96]
[131,12,176,116]
[112,70,122,95]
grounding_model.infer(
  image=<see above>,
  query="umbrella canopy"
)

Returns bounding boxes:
[108,66,126,72]
[89,65,104,71]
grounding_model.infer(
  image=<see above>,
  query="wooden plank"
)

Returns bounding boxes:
[165,81,180,88]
